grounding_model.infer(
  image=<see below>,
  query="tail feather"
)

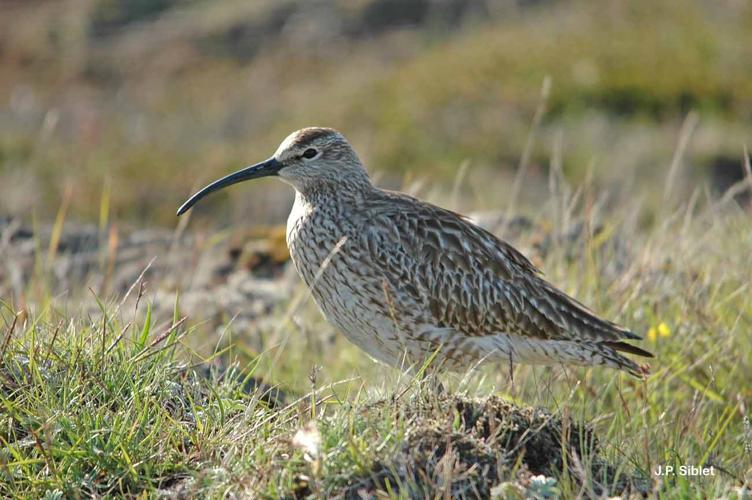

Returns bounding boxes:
[601,341,654,358]
[481,334,652,378]
[597,343,652,378]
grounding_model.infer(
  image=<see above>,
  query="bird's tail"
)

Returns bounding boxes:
[593,341,652,378]
[505,338,653,378]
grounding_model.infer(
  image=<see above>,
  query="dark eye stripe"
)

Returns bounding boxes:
[302,148,318,159]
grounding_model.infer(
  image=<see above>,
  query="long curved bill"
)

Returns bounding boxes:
[177,158,281,216]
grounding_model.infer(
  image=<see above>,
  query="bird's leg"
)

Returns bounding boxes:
[398,362,445,402]
[417,365,446,398]
[508,351,516,396]
[426,372,446,396]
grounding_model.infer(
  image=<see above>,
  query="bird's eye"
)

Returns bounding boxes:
[302,148,318,159]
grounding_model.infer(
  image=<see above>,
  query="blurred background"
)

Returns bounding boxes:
[2,0,751,228]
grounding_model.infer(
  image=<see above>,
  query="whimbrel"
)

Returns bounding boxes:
[178,128,652,376]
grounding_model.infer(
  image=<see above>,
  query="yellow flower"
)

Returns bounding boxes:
[658,322,671,337]
[647,327,658,342]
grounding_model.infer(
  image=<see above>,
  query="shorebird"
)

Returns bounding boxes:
[178,127,652,377]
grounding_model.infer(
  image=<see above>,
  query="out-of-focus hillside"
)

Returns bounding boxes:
[1,0,751,224]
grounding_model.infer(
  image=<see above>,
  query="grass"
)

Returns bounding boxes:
[1,151,751,497]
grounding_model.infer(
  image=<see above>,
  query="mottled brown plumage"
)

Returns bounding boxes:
[178,127,652,377]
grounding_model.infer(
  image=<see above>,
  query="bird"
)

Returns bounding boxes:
[178,127,652,377]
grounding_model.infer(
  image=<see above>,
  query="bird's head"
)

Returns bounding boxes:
[177,127,370,216]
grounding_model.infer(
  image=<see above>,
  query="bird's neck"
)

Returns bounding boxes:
[287,184,368,246]
[294,180,372,207]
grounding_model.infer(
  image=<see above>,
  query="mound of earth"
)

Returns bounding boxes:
[340,395,648,499]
